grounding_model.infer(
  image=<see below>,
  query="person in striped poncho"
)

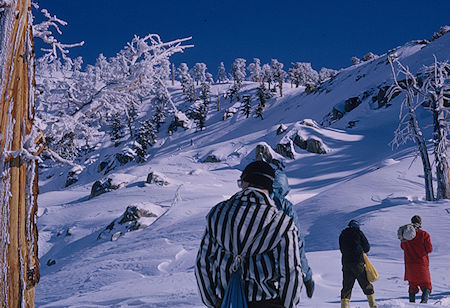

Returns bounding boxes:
[195,161,302,308]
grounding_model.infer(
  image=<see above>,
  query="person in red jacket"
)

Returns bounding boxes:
[400,215,433,303]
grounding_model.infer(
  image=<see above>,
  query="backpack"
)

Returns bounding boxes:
[221,256,248,308]
[397,224,417,241]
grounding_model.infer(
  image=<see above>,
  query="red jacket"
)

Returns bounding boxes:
[401,228,432,283]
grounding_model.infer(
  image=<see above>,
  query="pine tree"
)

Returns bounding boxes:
[231,58,247,89]
[195,82,211,130]
[195,101,208,130]
[186,80,197,102]
[248,58,262,82]
[226,83,240,104]
[199,82,211,103]
[108,113,126,147]
[192,62,207,85]
[262,63,273,89]
[206,72,214,84]
[241,95,252,118]
[126,101,139,138]
[152,105,166,132]
[217,61,229,83]
[255,83,272,120]
[271,59,286,97]
[177,63,191,94]
[135,120,157,161]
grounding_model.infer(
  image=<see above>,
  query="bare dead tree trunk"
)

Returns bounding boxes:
[432,86,450,199]
[388,56,435,201]
[0,0,41,307]
[409,115,435,201]
[171,63,175,86]
[278,78,283,97]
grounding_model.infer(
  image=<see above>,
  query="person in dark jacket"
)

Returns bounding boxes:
[401,215,433,303]
[195,161,302,308]
[339,220,376,308]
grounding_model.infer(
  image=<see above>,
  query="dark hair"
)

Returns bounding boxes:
[241,161,275,192]
[411,215,422,225]
[348,219,360,229]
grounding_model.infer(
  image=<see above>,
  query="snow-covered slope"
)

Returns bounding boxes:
[35,34,450,307]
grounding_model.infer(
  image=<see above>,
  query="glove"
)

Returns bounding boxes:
[304,278,315,298]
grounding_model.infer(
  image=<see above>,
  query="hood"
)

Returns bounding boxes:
[272,170,290,198]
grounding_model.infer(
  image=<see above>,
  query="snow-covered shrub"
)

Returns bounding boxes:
[432,25,450,40]
[362,52,378,62]
[351,57,361,65]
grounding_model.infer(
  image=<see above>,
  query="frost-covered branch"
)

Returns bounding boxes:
[388,54,434,200]
[32,3,84,64]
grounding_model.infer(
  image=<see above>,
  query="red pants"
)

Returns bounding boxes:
[408,281,432,294]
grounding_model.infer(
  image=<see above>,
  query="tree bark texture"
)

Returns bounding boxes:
[0,0,40,307]
[433,94,450,199]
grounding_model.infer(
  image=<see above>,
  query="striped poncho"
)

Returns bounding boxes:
[195,187,302,307]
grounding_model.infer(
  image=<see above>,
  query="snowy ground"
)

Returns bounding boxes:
[35,34,450,307]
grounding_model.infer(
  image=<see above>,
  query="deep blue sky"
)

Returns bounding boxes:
[35,0,450,73]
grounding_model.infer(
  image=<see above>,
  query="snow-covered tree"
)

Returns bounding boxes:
[225,82,240,104]
[177,63,191,93]
[255,83,273,119]
[421,58,450,199]
[240,95,252,118]
[217,61,229,83]
[108,113,126,147]
[35,33,192,160]
[186,79,198,102]
[388,55,434,201]
[262,63,273,89]
[248,58,262,82]
[288,62,319,87]
[126,100,139,138]
[388,55,450,200]
[206,72,214,84]
[231,58,247,87]
[199,82,211,104]
[152,105,166,132]
[271,59,286,96]
[362,52,378,62]
[135,120,156,161]
[319,67,338,83]
[191,62,207,85]
[191,101,208,131]
[351,57,361,65]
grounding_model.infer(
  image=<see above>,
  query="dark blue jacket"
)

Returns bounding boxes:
[339,226,370,264]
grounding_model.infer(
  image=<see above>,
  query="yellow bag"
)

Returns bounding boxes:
[363,253,379,282]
